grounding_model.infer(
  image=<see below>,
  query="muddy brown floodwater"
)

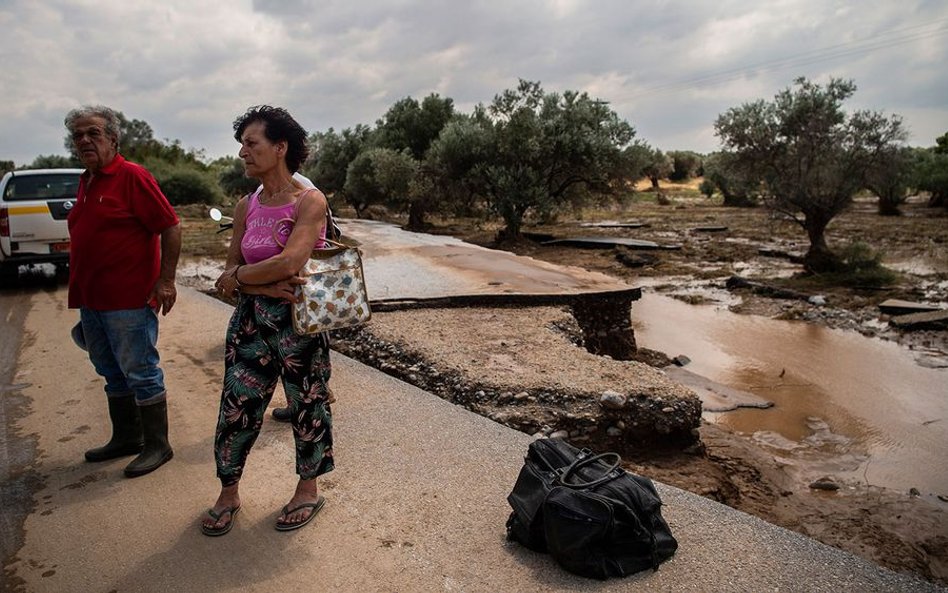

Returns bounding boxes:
[632,291,948,499]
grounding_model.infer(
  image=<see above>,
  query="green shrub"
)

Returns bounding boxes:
[215,156,259,198]
[832,242,897,286]
[698,179,716,198]
[839,242,881,272]
[156,168,224,206]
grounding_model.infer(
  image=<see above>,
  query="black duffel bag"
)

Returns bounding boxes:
[506,438,678,580]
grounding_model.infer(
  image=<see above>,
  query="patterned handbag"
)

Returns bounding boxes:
[290,238,372,335]
[272,213,372,334]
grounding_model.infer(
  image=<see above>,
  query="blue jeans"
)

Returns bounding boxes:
[80,307,166,405]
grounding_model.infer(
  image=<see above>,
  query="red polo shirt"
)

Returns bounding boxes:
[67,155,179,310]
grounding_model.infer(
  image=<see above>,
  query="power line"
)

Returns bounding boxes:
[622,19,948,100]
[652,19,948,91]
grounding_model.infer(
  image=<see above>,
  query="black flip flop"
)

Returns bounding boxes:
[201,505,240,537]
[275,496,325,531]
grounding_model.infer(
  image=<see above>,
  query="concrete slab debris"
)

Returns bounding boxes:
[879,299,943,316]
[662,366,774,413]
[541,237,681,250]
[577,221,650,229]
[889,309,948,330]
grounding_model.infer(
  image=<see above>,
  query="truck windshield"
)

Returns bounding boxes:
[3,174,81,201]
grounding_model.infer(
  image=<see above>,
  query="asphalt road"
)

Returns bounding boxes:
[343,219,636,301]
[1,284,943,593]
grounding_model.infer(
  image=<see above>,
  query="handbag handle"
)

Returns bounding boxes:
[268,188,340,248]
[556,451,623,489]
[271,217,346,250]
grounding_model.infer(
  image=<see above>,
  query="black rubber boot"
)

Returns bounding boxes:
[84,394,144,462]
[124,400,173,478]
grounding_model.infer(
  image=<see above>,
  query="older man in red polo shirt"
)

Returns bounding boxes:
[65,105,181,478]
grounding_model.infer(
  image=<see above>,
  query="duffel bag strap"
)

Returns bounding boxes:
[556,451,623,489]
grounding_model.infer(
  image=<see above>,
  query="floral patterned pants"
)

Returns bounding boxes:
[214,294,334,487]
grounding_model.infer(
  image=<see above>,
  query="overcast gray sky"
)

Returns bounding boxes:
[2,0,946,166]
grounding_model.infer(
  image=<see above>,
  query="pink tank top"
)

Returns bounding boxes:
[240,189,327,265]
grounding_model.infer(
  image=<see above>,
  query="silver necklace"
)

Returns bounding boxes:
[261,180,293,204]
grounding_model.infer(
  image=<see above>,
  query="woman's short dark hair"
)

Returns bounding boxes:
[233,105,310,173]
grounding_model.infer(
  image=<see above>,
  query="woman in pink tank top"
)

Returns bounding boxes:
[202,106,334,537]
[240,186,326,265]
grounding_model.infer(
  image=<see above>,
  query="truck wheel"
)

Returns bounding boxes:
[55,263,70,283]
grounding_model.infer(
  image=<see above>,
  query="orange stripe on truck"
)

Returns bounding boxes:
[7,205,50,215]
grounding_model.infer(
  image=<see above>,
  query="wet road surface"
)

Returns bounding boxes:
[344,219,636,300]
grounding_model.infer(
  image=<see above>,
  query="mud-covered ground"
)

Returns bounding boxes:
[177,188,948,585]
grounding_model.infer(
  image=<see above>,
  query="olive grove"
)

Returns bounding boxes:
[714,77,907,273]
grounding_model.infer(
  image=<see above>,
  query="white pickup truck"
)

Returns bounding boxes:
[0,168,83,285]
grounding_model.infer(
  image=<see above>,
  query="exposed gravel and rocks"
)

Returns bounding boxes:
[331,306,702,450]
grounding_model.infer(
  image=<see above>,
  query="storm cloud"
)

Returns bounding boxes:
[1,0,946,166]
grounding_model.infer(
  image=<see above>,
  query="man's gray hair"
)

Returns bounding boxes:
[64,105,122,148]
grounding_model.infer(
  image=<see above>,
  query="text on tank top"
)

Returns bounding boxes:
[240,189,327,265]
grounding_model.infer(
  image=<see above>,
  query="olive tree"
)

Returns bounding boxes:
[431,80,636,240]
[343,147,418,218]
[620,142,665,190]
[865,146,913,216]
[702,151,761,207]
[374,94,455,227]
[912,132,948,209]
[638,146,673,190]
[425,114,494,217]
[668,150,703,181]
[304,125,373,211]
[375,94,455,160]
[714,77,906,272]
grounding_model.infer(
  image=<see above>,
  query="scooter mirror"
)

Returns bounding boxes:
[209,207,223,222]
